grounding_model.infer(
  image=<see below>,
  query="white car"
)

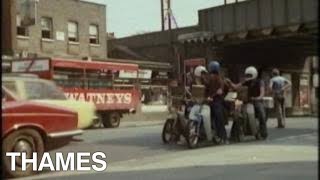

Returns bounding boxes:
[2,74,97,129]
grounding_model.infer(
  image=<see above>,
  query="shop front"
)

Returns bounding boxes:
[139,70,170,106]
[106,58,172,109]
[222,61,314,117]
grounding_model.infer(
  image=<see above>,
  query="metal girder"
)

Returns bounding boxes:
[223,42,317,53]
[214,32,317,47]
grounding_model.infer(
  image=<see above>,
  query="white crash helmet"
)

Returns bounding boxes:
[194,65,208,77]
[244,66,258,80]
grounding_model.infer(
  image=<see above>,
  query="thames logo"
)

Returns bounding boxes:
[6,152,108,172]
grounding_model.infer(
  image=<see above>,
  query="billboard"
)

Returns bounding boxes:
[138,69,152,79]
[299,74,310,108]
[282,73,293,108]
[119,70,138,79]
[16,0,37,27]
[11,59,50,72]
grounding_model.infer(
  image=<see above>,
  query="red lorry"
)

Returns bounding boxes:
[10,58,141,128]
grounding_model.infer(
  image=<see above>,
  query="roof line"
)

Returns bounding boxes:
[79,0,106,7]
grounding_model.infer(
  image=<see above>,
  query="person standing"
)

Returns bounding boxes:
[269,68,292,128]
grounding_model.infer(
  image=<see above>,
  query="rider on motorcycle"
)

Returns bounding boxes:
[188,65,214,142]
[205,61,228,144]
[194,65,207,84]
[226,66,268,139]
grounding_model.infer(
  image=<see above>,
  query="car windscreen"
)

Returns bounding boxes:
[24,81,67,100]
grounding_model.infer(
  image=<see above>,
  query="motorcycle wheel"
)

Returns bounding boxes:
[234,123,245,143]
[212,135,220,144]
[186,121,199,149]
[255,133,262,140]
[237,117,246,142]
[162,119,174,144]
[254,118,262,140]
[237,126,245,142]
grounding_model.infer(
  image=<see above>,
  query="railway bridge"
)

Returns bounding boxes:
[109,0,318,115]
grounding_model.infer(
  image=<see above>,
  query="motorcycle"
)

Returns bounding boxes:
[162,87,193,144]
[186,102,219,148]
[227,87,263,142]
[185,85,220,149]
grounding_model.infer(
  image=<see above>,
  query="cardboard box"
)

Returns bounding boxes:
[237,86,249,102]
[191,85,206,102]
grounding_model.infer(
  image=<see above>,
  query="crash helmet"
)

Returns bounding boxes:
[244,66,258,80]
[194,65,208,77]
[208,61,220,74]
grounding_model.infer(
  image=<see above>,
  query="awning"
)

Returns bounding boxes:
[2,62,11,68]
[113,45,146,60]
[107,58,172,71]
[178,31,214,43]
[2,57,12,69]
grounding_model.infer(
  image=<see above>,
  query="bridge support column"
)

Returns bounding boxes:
[290,56,313,116]
[311,56,319,116]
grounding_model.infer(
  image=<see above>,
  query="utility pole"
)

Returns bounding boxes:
[160,0,178,31]
[161,0,180,80]
[167,0,172,31]
[160,0,164,31]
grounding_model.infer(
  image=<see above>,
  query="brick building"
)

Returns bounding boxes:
[1,0,107,60]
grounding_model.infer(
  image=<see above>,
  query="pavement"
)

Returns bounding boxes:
[119,110,315,128]
[15,117,318,180]
[119,106,168,128]
[140,104,168,113]
[120,120,164,128]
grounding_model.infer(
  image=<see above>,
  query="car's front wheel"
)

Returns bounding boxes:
[2,128,44,178]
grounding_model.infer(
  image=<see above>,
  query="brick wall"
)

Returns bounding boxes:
[13,0,107,59]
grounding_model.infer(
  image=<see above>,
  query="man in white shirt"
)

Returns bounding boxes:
[269,68,292,128]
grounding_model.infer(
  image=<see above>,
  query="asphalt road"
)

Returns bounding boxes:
[19,117,318,180]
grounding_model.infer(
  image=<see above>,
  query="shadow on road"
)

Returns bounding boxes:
[40,161,317,180]
[93,126,317,150]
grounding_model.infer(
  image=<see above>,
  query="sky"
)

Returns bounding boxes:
[84,0,228,38]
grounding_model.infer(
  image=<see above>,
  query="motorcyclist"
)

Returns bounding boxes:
[205,61,228,144]
[188,65,214,142]
[193,66,207,84]
[226,66,268,139]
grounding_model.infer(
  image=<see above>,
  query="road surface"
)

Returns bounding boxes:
[18,117,318,180]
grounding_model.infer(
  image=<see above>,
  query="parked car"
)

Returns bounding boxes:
[2,74,97,129]
[2,86,82,178]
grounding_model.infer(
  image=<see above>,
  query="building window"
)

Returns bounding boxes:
[2,81,18,95]
[68,21,78,42]
[89,25,99,44]
[41,17,53,39]
[16,14,29,36]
